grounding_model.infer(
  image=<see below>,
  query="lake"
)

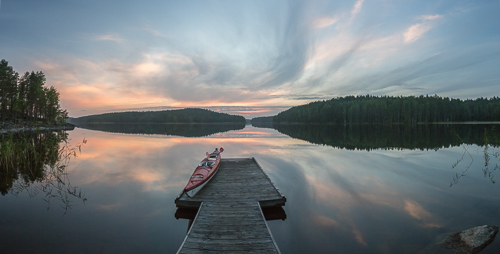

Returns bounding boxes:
[1,123,499,253]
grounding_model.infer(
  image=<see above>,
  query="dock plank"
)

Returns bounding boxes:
[175,158,285,253]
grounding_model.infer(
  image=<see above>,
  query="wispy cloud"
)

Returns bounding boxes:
[419,14,443,20]
[351,0,365,16]
[93,33,125,43]
[5,0,498,116]
[404,14,443,44]
[404,23,432,43]
[312,16,338,29]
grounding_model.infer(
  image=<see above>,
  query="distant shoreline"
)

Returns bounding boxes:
[0,123,75,134]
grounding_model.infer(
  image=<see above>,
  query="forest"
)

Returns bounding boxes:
[273,95,500,124]
[0,59,67,124]
[72,108,246,124]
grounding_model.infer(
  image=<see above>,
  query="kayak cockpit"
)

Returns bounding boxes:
[199,161,215,167]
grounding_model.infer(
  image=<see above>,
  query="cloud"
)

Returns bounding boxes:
[14,0,497,116]
[37,51,285,117]
[404,23,432,43]
[142,26,165,37]
[351,0,365,16]
[345,42,500,97]
[419,14,443,20]
[312,16,338,29]
[93,33,125,43]
[253,1,313,89]
[404,14,442,44]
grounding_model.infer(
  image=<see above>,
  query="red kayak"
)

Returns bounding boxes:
[184,147,224,197]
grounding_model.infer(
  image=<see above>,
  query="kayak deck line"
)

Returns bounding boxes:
[175,157,286,253]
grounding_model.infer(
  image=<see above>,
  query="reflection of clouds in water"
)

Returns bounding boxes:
[404,200,431,220]
[59,125,499,253]
[68,127,296,194]
[404,200,442,228]
[260,142,451,250]
[353,228,367,246]
[313,215,339,227]
[67,129,195,192]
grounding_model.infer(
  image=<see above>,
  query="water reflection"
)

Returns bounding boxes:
[1,125,499,253]
[449,127,500,186]
[75,123,245,137]
[272,124,500,150]
[0,131,87,214]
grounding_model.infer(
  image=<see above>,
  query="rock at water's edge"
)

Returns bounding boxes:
[439,225,499,254]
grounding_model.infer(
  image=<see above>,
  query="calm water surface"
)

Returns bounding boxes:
[1,124,499,253]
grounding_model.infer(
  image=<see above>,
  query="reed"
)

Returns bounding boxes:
[450,126,498,186]
[0,130,87,215]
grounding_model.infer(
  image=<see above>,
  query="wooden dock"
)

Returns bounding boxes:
[175,158,286,253]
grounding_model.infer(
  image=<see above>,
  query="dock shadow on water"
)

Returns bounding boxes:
[0,131,87,215]
[175,206,287,233]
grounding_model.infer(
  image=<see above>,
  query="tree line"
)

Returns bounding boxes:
[273,95,500,124]
[0,59,67,124]
[72,108,246,124]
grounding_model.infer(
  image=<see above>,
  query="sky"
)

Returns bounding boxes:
[1,0,499,118]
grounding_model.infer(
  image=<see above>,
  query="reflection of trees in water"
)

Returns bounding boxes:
[271,123,499,185]
[0,131,87,214]
[75,123,246,137]
[450,127,499,186]
[273,124,500,151]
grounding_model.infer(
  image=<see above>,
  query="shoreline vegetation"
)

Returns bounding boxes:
[1,59,70,132]
[0,122,75,134]
[0,130,87,214]
[271,95,500,124]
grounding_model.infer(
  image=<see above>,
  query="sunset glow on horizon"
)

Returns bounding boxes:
[1,0,499,118]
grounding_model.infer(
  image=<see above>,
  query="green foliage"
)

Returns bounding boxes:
[274,95,500,124]
[0,59,66,124]
[0,131,87,214]
[72,108,246,124]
